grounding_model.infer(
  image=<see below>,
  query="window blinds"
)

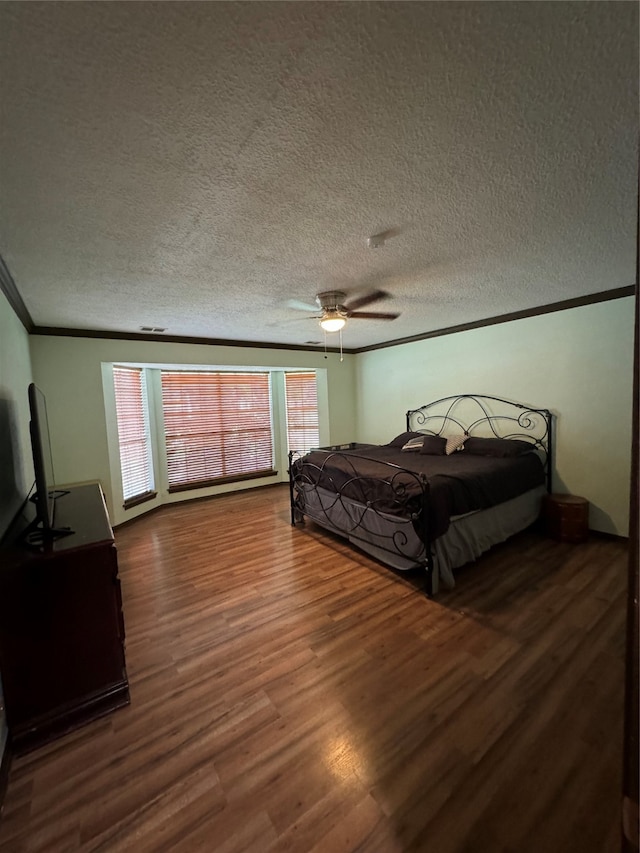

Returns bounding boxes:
[284,371,320,453]
[113,366,155,504]
[160,371,275,491]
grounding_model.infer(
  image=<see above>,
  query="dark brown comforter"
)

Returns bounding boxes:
[292,445,545,541]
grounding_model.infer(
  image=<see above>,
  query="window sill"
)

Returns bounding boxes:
[167,470,278,494]
[123,490,157,510]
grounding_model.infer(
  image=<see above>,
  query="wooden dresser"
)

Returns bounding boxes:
[0,483,129,753]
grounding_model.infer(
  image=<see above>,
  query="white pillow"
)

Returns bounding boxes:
[445,434,467,455]
[401,436,424,452]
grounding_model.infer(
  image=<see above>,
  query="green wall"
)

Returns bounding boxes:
[23,295,637,536]
[0,291,33,535]
[355,297,635,536]
[28,335,357,525]
[0,290,33,771]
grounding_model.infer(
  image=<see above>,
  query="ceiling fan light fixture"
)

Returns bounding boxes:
[319,314,346,333]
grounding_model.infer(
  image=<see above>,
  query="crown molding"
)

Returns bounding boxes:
[30,325,344,355]
[351,285,636,354]
[8,281,635,356]
[0,255,33,333]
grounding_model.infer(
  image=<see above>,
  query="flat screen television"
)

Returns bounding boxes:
[26,383,73,543]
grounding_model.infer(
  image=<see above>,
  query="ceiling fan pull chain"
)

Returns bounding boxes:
[339,328,343,362]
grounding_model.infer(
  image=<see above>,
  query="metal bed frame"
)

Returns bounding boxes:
[289,394,552,596]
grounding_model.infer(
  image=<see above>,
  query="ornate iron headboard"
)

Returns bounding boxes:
[406,394,553,492]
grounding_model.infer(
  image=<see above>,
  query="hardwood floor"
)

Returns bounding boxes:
[0,484,628,852]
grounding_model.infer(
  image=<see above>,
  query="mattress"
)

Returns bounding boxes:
[294,445,545,541]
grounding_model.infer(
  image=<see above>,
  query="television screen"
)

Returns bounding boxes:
[28,382,56,532]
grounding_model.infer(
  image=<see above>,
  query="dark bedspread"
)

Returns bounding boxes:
[292,445,545,541]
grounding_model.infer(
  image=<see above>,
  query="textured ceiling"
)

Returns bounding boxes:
[0,2,637,350]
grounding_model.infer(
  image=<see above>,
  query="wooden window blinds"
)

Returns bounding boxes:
[160,371,275,491]
[112,366,155,506]
[284,371,319,453]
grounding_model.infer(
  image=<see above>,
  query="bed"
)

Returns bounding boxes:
[288,394,552,595]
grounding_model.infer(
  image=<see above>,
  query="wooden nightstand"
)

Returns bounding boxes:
[543,493,589,543]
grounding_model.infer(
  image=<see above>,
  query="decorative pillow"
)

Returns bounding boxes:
[463,437,534,457]
[419,435,447,455]
[401,436,425,452]
[388,431,423,447]
[445,433,468,455]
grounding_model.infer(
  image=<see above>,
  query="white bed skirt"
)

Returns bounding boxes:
[299,484,547,594]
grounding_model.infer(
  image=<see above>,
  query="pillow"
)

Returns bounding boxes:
[445,433,468,455]
[419,435,447,455]
[463,436,535,457]
[388,431,423,448]
[401,436,424,452]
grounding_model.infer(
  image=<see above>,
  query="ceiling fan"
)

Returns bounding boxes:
[288,290,400,332]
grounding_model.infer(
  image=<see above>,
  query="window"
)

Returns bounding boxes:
[160,371,275,491]
[112,366,155,507]
[284,371,319,453]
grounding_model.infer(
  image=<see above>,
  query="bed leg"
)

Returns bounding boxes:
[424,551,434,598]
[424,566,433,598]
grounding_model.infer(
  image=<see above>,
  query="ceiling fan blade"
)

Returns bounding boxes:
[287,298,320,312]
[348,311,400,321]
[342,289,390,312]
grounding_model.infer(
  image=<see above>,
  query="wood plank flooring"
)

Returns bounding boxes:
[0,484,628,852]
